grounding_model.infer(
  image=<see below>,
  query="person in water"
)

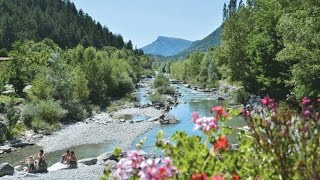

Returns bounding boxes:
[37,149,45,166]
[61,150,70,164]
[68,151,77,166]
[27,156,35,172]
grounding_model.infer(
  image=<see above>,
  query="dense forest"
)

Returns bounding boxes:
[0,0,143,55]
[170,0,320,101]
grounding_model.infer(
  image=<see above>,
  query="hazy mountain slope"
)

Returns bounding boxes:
[142,36,193,57]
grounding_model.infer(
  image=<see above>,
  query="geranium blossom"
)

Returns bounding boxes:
[260,96,277,111]
[113,158,134,180]
[213,136,229,152]
[211,175,224,180]
[139,157,177,180]
[193,116,219,133]
[210,106,229,119]
[127,150,144,169]
[191,172,209,180]
[302,97,311,106]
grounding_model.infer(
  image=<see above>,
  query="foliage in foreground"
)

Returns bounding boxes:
[103,97,320,179]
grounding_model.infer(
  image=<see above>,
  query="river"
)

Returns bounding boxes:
[132,80,246,152]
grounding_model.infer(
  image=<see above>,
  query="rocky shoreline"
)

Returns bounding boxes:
[0,106,165,179]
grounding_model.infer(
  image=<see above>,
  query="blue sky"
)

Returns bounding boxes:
[71,0,228,48]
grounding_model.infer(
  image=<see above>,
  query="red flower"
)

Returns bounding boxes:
[210,106,229,119]
[191,173,209,180]
[213,137,229,152]
[232,174,240,180]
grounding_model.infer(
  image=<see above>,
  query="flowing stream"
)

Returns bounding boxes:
[132,83,246,152]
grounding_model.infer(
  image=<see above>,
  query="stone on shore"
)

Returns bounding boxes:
[47,162,70,172]
[0,145,12,153]
[78,158,97,166]
[0,163,14,177]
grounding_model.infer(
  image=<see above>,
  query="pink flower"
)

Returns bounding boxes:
[260,97,270,106]
[241,108,250,118]
[210,106,229,119]
[139,157,177,180]
[113,158,133,180]
[192,112,200,122]
[211,175,225,180]
[260,97,277,111]
[193,117,218,133]
[302,97,311,106]
[127,150,144,169]
[302,109,312,119]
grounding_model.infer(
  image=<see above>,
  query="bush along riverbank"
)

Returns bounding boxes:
[102,97,320,179]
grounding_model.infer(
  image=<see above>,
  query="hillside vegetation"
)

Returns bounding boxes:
[0,0,142,54]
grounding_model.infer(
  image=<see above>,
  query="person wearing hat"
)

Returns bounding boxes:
[27,156,35,172]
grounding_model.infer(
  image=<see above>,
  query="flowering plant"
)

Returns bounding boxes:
[103,98,320,179]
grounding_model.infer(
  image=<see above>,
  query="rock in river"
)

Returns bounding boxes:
[0,163,14,177]
[78,157,97,166]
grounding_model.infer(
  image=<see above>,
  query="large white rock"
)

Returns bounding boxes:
[47,162,69,172]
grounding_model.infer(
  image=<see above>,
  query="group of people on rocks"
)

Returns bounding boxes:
[26,149,45,173]
[61,150,77,166]
[26,149,77,172]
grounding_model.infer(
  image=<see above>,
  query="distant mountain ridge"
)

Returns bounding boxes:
[141,36,193,57]
[175,26,222,58]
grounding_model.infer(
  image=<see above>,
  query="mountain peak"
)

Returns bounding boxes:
[142,36,193,57]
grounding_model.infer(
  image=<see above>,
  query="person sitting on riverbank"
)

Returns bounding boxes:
[26,156,35,173]
[68,151,77,167]
[61,150,70,164]
[37,149,45,166]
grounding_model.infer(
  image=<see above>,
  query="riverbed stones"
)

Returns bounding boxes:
[0,163,14,177]
[78,157,97,165]
[0,145,12,153]
[159,113,179,124]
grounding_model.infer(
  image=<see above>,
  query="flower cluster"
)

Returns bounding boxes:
[113,150,144,179]
[213,136,229,152]
[192,116,218,133]
[139,157,177,180]
[210,106,229,119]
[191,106,228,134]
[260,96,277,111]
[113,151,177,180]
[191,173,225,180]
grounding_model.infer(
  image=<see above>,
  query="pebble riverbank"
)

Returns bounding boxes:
[1,107,163,179]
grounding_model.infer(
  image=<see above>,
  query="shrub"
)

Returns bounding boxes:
[0,48,8,57]
[22,100,67,128]
[153,74,169,88]
[31,118,59,133]
[148,93,165,104]
[232,88,250,104]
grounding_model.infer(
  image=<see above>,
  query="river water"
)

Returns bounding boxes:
[132,82,246,152]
